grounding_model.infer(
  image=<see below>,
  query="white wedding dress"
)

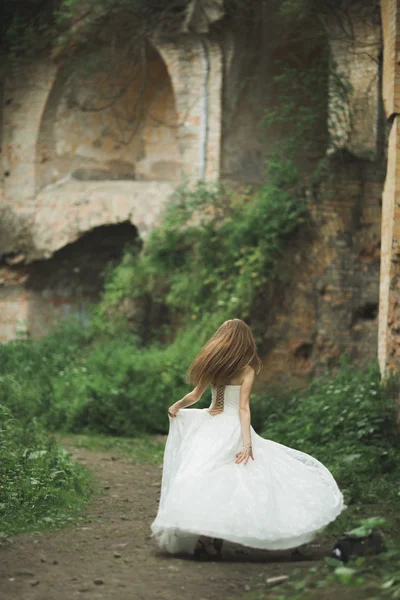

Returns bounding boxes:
[151,385,344,554]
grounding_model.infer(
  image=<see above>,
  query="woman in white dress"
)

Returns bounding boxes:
[151,319,344,559]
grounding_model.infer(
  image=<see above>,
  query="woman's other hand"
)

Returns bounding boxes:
[235,445,254,465]
[168,403,180,418]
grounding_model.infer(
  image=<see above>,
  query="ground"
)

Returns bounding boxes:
[0,438,349,600]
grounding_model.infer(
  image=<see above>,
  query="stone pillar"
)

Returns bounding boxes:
[328,7,381,159]
[2,62,57,205]
[379,0,400,376]
[155,37,222,181]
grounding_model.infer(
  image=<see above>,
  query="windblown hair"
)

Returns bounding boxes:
[187,319,262,388]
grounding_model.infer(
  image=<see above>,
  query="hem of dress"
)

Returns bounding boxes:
[151,502,345,552]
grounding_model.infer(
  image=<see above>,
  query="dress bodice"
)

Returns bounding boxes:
[209,385,241,416]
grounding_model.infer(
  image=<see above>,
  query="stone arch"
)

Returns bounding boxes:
[3,24,224,206]
[35,42,181,191]
[1,29,224,344]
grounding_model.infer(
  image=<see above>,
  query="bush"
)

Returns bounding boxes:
[0,404,91,535]
[0,173,306,437]
[50,338,191,435]
[0,319,92,423]
[95,176,305,345]
[0,323,208,435]
[259,359,400,505]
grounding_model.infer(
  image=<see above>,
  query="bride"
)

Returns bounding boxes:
[151,319,344,559]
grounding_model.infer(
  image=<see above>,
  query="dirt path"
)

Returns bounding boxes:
[0,444,333,600]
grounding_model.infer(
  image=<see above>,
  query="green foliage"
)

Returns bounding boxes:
[50,337,190,435]
[267,535,400,600]
[262,61,328,161]
[346,516,390,539]
[245,515,400,600]
[0,320,204,436]
[97,172,305,343]
[0,319,93,424]
[2,0,189,76]
[259,359,400,505]
[0,404,92,536]
[262,56,351,173]
[279,0,308,17]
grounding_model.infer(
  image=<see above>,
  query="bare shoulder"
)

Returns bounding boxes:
[241,364,255,383]
[230,364,255,386]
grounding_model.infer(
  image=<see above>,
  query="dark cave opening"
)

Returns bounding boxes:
[294,342,313,360]
[352,302,379,323]
[25,221,141,297]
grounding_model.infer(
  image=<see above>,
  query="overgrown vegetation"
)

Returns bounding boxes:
[96,173,305,339]
[242,361,400,600]
[0,404,92,536]
[2,0,190,71]
[259,360,400,507]
[245,541,400,600]
[0,0,385,564]
[0,151,306,437]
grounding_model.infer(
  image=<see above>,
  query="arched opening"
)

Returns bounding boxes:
[17,222,140,337]
[36,43,180,190]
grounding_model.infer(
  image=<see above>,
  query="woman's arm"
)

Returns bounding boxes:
[168,382,208,417]
[235,366,255,465]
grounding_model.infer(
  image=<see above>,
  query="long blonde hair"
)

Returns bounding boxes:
[187,319,262,387]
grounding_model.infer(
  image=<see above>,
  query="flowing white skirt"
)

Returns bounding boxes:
[151,408,344,554]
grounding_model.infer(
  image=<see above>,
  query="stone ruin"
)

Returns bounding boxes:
[0,0,400,383]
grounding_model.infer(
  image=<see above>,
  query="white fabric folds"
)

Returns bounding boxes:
[151,385,344,554]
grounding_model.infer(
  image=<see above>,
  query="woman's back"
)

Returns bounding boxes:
[209,385,241,416]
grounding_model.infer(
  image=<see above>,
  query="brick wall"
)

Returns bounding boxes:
[379,0,400,376]
[258,160,384,386]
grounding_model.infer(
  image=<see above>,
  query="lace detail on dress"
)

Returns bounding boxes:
[209,386,225,416]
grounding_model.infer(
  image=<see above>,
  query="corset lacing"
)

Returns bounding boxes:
[209,385,225,416]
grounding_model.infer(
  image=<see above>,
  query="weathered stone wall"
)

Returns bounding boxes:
[328,6,382,159]
[0,0,391,384]
[220,1,381,179]
[0,26,223,340]
[221,1,384,383]
[379,0,400,377]
[219,5,329,184]
[0,180,174,340]
[219,5,297,184]
[258,159,384,386]
[2,37,223,254]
